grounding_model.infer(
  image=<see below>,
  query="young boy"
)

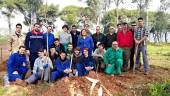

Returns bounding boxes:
[93,43,106,72]
[25,49,53,84]
[50,52,72,82]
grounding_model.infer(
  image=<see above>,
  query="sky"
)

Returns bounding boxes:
[0,0,163,33]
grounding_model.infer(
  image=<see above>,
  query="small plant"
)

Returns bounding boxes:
[147,81,170,96]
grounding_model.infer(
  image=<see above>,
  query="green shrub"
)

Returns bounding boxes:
[147,81,170,96]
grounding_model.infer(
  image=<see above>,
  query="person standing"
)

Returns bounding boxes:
[70,25,80,48]
[44,26,55,49]
[105,26,117,49]
[134,17,149,75]
[92,26,106,50]
[25,23,47,70]
[129,22,137,71]
[8,23,25,53]
[77,29,94,56]
[117,22,133,72]
[59,25,72,51]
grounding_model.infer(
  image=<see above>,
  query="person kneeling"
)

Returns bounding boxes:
[104,41,123,76]
[50,51,72,82]
[25,49,53,84]
[6,46,28,84]
[77,48,96,76]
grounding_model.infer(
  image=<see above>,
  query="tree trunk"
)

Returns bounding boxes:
[31,11,37,26]
[165,31,168,43]
[7,16,12,34]
[116,6,119,24]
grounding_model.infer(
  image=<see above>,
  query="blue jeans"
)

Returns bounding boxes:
[26,68,49,84]
[135,45,149,72]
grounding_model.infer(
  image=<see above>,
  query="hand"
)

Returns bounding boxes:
[12,71,18,74]
[107,64,112,67]
[26,50,30,56]
[23,62,26,66]
[73,69,77,74]
[85,67,91,70]
[135,40,140,45]
[64,69,69,74]
[43,64,48,69]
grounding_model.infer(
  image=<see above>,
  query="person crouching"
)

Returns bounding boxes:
[25,49,53,84]
[50,51,72,82]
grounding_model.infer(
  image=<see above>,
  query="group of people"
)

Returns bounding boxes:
[4,17,149,86]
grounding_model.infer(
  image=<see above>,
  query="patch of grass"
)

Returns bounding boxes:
[0,87,6,96]
[147,43,170,68]
[147,81,170,96]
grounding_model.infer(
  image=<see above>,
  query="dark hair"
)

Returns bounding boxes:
[54,38,60,41]
[47,25,52,29]
[83,48,89,51]
[68,42,73,46]
[34,23,40,26]
[117,23,121,27]
[60,51,66,55]
[98,43,104,48]
[122,22,128,25]
[16,23,22,29]
[72,25,77,28]
[74,47,80,51]
[138,17,143,21]
[38,49,44,52]
[19,45,25,49]
[80,29,87,36]
[62,24,69,30]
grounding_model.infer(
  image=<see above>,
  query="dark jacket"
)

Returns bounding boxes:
[70,30,80,48]
[92,33,106,50]
[105,33,117,49]
[25,32,46,53]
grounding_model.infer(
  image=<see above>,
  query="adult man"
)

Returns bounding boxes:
[105,26,117,49]
[129,22,137,71]
[50,38,65,62]
[7,46,28,81]
[77,48,96,76]
[25,23,46,70]
[93,43,106,72]
[50,52,72,82]
[104,41,123,76]
[25,49,53,84]
[134,17,149,75]
[92,26,106,50]
[66,43,74,60]
[117,22,133,72]
[71,47,82,76]
[59,25,72,51]
[8,23,25,53]
[70,25,80,48]
[44,26,55,49]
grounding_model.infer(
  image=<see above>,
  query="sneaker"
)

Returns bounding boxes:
[144,72,149,75]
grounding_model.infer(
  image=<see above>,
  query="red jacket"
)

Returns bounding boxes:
[117,30,133,48]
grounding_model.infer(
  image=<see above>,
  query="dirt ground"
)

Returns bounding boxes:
[0,65,169,96]
[0,42,170,96]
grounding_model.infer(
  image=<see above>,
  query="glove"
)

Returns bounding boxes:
[43,64,48,69]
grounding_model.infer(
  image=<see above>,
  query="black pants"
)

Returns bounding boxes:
[130,47,135,70]
[30,52,38,70]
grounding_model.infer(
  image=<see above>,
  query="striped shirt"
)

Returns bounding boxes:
[134,26,149,45]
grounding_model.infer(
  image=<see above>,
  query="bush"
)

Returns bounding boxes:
[147,81,170,96]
